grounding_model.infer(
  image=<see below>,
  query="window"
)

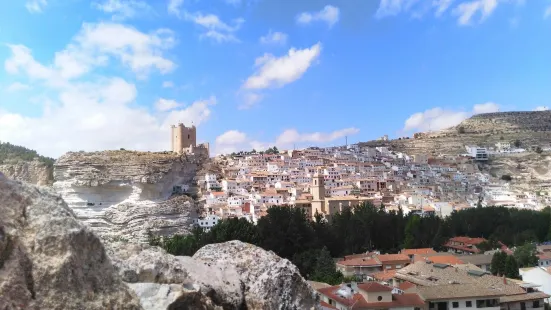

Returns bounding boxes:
[466,301,472,307]
[377,296,383,301]
[452,302,459,308]
[533,301,540,308]
[520,302,526,310]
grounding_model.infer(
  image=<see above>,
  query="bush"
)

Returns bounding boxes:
[501,175,512,181]
[457,126,466,134]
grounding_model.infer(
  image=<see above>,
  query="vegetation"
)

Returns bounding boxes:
[0,142,54,167]
[457,126,466,134]
[490,251,507,276]
[513,243,539,268]
[501,174,512,181]
[152,203,551,283]
[513,139,522,148]
[264,146,279,154]
[505,255,520,279]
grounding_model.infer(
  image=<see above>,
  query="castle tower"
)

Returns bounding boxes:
[171,123,197,154]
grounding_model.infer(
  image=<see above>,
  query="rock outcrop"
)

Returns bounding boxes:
[0,174,142,310]
[0,159,53,186]
[53,150,201,242]
[107,241,317,310]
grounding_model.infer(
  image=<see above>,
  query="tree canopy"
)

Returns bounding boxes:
[0,142,54,167]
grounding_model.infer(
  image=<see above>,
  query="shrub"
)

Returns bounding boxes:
[501,175,512,181]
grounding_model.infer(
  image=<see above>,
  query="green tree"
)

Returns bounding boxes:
[513,244,539,267]
[490,251,507,276]
[310,247,344,285]
[403,215,422,249]
[208,217,259,245]
[505,255,520,279]
[546,212,551,242]
[513,139,521,148]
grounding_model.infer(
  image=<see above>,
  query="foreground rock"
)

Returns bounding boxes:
[0,175,141,310]
[107,241,317,310]
[0,159,53,186]
[53,150,203,242]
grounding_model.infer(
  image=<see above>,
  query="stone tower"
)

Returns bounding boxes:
[311,169,325,201]
[171,123,197,154]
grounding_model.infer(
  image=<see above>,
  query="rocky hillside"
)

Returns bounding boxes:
[0,142,54,185]
[362,111,551,155]
[53,150,203,242]
[0,175,316,309]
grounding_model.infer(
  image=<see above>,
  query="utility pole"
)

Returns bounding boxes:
[345,136,348,147]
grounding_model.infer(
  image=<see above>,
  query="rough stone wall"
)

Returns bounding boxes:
[0,175,142,310]
[0,160,53,186]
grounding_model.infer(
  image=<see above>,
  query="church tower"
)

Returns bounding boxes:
[312,170,325,201]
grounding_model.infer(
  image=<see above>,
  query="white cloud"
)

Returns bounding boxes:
[297,5,340,27]
[213,127,359,155]
[403,102,500,132]
[375,0,419,18]
[259,30,288,45]
[162,81,174,88]
[238,93,263,110]
[472,102,499,114]
[172,9,244,43]
[26,0,47,13]
[433,0,454,16]
[453,0,498,26]
[1,25,216,158]
[168,0,184,15]
[5,23,176,81]
[155,98,181,111]
[534,106,549,111]
[5,82,31,92]
[545,5,551,18]
[92,0,152,20]
[242,42,321,90]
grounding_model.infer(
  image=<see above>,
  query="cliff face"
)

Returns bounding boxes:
[362,111,551,155]
[0,175,142,309]
[0,159,53,186]
[53,150,201,242]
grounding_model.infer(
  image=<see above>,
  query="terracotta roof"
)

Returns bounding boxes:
[377,254,410,263]
[317,285,425,309]
[398,281,416,291]
[499,292,550,303]
[337,257,381,267]
[448,236,486,245]
[211,192,226,196]
[357,282,392,292]
[401,248,437,256]
[319,301,337,309]
[413,255,465,265]
[416,284,505,301]
[371,270,397,281]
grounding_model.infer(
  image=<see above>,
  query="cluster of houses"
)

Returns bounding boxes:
[316,237,551,310]
[189,143,550,230]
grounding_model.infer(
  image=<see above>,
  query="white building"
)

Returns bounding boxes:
[465,145,489,161]
[194,215,220,232]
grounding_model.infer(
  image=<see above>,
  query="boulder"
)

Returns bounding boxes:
[0,175,142,310]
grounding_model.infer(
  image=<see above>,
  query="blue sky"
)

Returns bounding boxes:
[0,0,551,157]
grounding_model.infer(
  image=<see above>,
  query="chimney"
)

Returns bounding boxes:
[503,275,507,284]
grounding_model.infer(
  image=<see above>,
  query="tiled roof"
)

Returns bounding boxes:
[357,282,392,292]
[499,292,550,303]
[317,285,425,309]
[401,248,437,255]
[413,254,465,265]
[398,281,417,291]
[337,257,381,267]
[459,254,493,265]
[415,284,503,301]
[448,236,486,245]
[377,254,410,263]
[371,270,397,281]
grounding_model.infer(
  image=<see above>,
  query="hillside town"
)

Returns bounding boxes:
[188,141,551,231]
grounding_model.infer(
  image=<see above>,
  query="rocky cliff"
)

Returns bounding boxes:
[0,174,142,309]
[53,150,202,242]
[362,111,551,155]
[0,159,53,186]
[107,240,317,310]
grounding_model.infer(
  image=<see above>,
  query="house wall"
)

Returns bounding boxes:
[428,298,499,310]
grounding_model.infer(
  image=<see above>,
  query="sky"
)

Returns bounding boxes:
[1,0,551,157]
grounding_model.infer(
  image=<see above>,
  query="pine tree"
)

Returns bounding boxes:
[505,255,520,279]
[490,252,507,276]
[310,247,344,285]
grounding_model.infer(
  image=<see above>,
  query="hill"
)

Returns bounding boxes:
[361,111,551,155]
[0,142,54,167]
[0,142,54,185]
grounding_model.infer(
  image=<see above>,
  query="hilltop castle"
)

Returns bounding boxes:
[171,123,210,157]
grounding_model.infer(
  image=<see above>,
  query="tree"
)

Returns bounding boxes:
[457,126,466,134]
[546,212,551,242]
[535,147,543,154]
[501,175,512,181]
[490,251,507,276]
[514,243,539,267]
[403,215,422,249]
[505,255,520,279]
[310,247,344,285]
[513,139,521,148]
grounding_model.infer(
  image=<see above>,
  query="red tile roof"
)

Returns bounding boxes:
[337,257,381,267]
[357,282,393,292]
[371,270,397,281]
[377,254,410,263]
[398,281,417,291]
[448,236,486,245]
[317,285,425,309]
[401,248,437,255]
[413,255,465,265]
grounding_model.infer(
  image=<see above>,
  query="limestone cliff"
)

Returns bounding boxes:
[53,150,202,242]
[107,240,317,310]
[0,174,142,310]
[0,159,53,186]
